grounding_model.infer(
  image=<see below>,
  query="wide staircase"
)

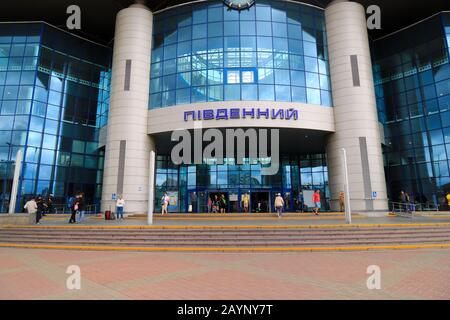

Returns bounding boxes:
[1,224,450,251]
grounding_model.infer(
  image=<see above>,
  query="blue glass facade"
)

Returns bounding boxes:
[148,1,332,213]
[149,0,332,108]
[0,23,111,212]
[372,13,450,209]
[155,154,330,213]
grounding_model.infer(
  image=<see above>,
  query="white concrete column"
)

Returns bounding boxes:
[8,149,23,214]
[325,0,388,212]
[101,4,155,214]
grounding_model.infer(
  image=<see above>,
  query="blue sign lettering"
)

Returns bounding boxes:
[184,107,299,121]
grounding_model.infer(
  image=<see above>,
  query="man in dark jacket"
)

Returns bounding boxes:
[46,194,54,214]
[36,196,45,223]
[68,194,77,224]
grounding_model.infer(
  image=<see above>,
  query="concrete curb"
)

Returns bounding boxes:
[2,222,450,230]
[1,242,450,252]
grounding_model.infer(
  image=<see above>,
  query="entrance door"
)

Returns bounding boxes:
[188,191,198,213]
[228,191,239,213]
[198,191,208,213]
[251,191,270,213]
[208,191,218,213]
[208,191,229,213]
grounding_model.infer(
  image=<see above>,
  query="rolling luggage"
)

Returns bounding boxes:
[105,210,111,220]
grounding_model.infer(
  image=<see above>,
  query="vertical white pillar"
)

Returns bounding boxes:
[101,4,155,214]
[8,149,23,214]
[147,150,156,225]
[341,148,352,223]
[325,0,388,212]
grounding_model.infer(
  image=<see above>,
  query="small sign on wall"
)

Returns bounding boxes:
[372,191,378,199]
[112,193,117,200]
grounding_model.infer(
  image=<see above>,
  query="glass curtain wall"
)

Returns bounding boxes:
[0,23,111,213]
[154,153,329,213]
[372,13,450,208]
[0,24,40,212]
[150,0,331,108]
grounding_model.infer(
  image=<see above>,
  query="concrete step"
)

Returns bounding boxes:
[2,225,450,250]
[1,229,449,241]
[1,236,450,247]
[3,225,450,232]
[1,226,450,237]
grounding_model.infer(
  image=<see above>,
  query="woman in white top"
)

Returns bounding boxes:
[24,197,39,224]
[116,196,125,220]
[274,193,285,218]
[161,192,170,215]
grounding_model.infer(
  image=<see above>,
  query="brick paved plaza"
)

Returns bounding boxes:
[1,247,449,300]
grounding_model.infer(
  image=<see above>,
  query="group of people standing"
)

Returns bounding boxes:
[23,192,127,224]
[70,193,125,223]
[207,194,227,213]
[399,190,450,212]
[23,194,55,224]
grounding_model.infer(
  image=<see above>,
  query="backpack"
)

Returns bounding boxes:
[68,197,75,209]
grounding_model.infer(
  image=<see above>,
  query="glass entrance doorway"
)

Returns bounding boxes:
[208,192,229,213]
[228,191,239,213]
[155,153,330,213]
[198,191,208,213]
[251,191,270,213]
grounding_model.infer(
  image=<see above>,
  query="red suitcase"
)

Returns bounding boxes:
[105,210,111,220]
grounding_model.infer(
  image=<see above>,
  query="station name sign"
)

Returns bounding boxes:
[184,107,299,122]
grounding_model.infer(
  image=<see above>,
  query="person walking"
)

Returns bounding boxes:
[36,195,45,222]
[284,193,290,213]
[400,191,409,213]
[242,193,249,213]
[405,192,412,213]
[46,194,54,214]
[212,195,219,213]
[339,191,345,212]
[190,192,197,213]
[68,194,77,224]
[313,190,321,215]
[67,194,75,212]
[274,193,284,218]
[161,192,170,215]
[220,194,227,213]
[298,191,304,213]
[207,196,212,213]
[116,195,125,220]
[447,192,450,210]
[76,192,86,223]
[24,197,39,224]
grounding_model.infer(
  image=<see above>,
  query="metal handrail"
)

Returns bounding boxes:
[52,204,99,214]
[389,201,439,216]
